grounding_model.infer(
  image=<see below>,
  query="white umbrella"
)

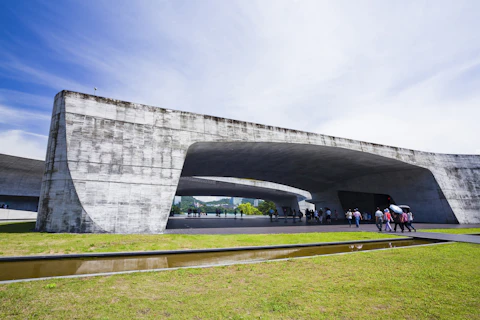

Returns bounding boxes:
[389,204,403,214]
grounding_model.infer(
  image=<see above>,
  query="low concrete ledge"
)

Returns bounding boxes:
[0,209,37,221]
[0,237,413,262]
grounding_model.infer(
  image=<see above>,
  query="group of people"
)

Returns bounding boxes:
[266,208,339,224]
[268,208,303,223]
[345,207,416,232]
[345,208,363,228]
[374,207,416,233]
[0,203,8,209]
[304,208,336,224]
[187,208,207,217]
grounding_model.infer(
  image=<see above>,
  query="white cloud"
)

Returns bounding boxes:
[0,104,50,124]
[2,0,480,154]
[0,130,48,160]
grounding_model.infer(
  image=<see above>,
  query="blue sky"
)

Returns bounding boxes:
[1,0,480,160]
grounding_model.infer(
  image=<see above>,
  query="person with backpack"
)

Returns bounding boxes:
[384,209,393,232]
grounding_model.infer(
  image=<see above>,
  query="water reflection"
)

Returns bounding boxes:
[0,239,439,282]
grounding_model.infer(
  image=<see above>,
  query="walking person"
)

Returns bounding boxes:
[407,209,416,232]
[274,209,279,222]
[269,209,273,222]
[306,210,311,223]
[314,209,319,223]
[284,208,288,223]
[345,209,353,227]
[384,209,393,232]
[240,210,243,219]
[374,207,383,232]
[393,212,403,232]
[292,209,296,223]
[325,208,332,224]
[353,208,362,228]
[401,210,411,232]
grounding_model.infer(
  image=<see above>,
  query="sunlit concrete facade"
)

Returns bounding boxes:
[36,91,480,233]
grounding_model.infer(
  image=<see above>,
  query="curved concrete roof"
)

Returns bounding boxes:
[177,176,311,201]
[0,153,44,197]
[181,142,422,193]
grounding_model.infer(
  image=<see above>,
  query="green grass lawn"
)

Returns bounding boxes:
[0,242,478,319]
[417,228,480,234]
[0,222,403,256]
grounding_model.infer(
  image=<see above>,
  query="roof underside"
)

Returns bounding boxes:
[176,177,310,200]
[180,142,423,193]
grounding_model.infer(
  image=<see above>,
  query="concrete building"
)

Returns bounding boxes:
[0,153,43,220]
[36,91,480,233]
[0,154,43,212]
[173,196,181,205]
[229,197,243,207]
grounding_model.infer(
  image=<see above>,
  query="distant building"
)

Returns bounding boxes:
[173,196,182,205]
[253,199,259,207]
[229,197,242,207]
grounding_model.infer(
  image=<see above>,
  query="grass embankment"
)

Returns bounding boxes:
[1,242,478,319]
[417,228,480,234]
[0,222,402,256]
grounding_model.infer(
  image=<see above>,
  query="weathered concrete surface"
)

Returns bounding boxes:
[0,153,43,211]
[37,91,480,233]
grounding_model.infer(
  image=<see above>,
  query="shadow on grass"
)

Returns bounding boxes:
[0,221,36,233]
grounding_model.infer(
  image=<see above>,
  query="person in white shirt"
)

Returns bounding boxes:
[345,209,353,227]
[374,207,383,231]
[407,209,416,232]
[353,208,362,228]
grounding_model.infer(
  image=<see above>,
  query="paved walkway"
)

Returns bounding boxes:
[166,216,480,244]
[407,232,480,244]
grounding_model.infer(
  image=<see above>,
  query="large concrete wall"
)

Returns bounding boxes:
[37,91,480,233]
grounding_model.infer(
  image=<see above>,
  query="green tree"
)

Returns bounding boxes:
[257,201,276,215]
[170,205,180,215]
[237,202,261,215]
